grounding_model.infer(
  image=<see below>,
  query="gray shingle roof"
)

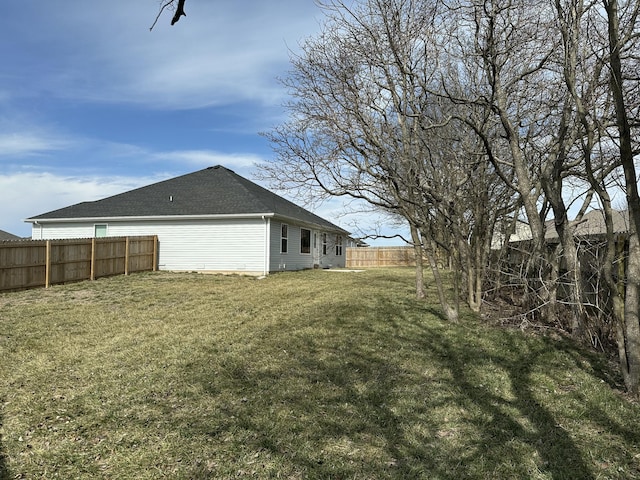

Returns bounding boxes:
[0,229,22,241]
[28,166,347,233]
[545,209,629,240]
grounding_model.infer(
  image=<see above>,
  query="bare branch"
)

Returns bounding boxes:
[150,0,186,31]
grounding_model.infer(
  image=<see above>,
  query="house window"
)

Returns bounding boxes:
[336,235,343,256]
[95,224,108,238]
[300,228,311,254]
[281,224,288,253]
[322,233,327,255]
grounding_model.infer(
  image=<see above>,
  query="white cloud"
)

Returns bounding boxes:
[153,150,263,170]
[124,2,320,108]
[5,1,321,110]
[0,116,76,158]
[0,172,158,238]
[0,133,71,157]
[0,117,268,177]
[0,145,266,238]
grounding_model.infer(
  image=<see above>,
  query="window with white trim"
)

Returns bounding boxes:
[300,228,311,254]
[281,223,288,253]
[322,233,327,255]
[95,224,108,238]
[335,235,343,256]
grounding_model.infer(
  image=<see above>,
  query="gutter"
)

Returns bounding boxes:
[32,220,42,240]
[271,214,349,235]
[25,213,277,224]
[25,212,349,234]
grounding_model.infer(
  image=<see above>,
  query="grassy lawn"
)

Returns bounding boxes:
[1,268,639,479]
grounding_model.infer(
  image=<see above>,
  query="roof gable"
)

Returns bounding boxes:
[27,166,346,232]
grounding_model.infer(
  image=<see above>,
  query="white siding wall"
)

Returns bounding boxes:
[269,221,314,272]
[32,218,268,274]
[32,222,93,240]
[319,231,346,268]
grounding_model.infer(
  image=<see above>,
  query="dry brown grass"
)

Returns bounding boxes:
[1,269,639,479]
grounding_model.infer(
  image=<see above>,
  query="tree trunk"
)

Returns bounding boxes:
[465,237,483,313]
[553,209,586,338]
[410,224,427,300]
[605,0,640,396]
[422,231,459,323]
[491,75,556,323]
[598,195,630,385]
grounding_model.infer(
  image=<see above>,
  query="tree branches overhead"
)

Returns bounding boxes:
[150,0,187,31]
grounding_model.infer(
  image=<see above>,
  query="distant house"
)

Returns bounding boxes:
[491,218,532,249]
[0,229,22,241]
[493,209,630,249]
[500,210,630,295]
[26,166,349,275]
[544,209,629,242]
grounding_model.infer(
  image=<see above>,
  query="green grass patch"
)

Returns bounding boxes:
[1,268,639,479]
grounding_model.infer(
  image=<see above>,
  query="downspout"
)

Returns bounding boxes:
[262,216,270,276]
[33,221,42,240]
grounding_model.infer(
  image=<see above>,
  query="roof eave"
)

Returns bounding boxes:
[25,213,276,224]
[272,214,349,234]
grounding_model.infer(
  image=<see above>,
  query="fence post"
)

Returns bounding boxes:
[45,240,51,288]
[153,235,158,271]
[90,238,96,281]
[125,236,130,276]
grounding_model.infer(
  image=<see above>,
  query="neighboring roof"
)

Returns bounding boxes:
[27,166,347,233]
[490,218,532,249]
[545,209,629,240]
[0,229,22,241]
[351,238,370,247]
[496,209,630,248]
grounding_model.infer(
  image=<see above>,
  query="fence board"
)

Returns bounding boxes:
[0,236,157,292]
[346,246,449,268]
[49,239,92,285]
[0,241,46,290]
[128,236,156,272]
[346,246,416,268]
[94,237,126,278]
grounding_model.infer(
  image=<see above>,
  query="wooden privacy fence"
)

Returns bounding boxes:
[346,246,416,268]
[346,246,449,268]
[0,236,158,292]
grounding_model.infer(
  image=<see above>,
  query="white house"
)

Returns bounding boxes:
[25,166,349,275]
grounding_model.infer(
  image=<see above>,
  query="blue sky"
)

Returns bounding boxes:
[0,1,405,243]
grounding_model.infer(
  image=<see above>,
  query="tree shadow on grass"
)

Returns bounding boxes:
[194,321,420,475]
[0,410,10,480]
[183,297,637,478]
[188,300,450,478]
[419,326,595,479]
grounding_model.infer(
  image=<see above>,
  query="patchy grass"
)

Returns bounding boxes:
[0,268,639,479]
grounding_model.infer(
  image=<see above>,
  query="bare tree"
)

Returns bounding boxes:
[603,0,640,396]
[261,0,447,306]
[261,0,509,321]
[559,0,640,396]
[442,0,616,340]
